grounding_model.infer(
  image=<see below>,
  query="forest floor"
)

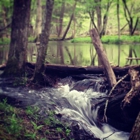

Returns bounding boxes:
[0,98,75,140]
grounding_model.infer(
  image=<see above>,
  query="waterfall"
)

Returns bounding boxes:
[0,77,129,140]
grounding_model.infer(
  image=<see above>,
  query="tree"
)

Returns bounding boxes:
[56,0,65,37]
[61,0,77,40]
[3,0,31,76]
[117,0,120,66]
[35,0,42,40]
[122,0,139,35]
[87,0,113,37]
[32,0,54,84]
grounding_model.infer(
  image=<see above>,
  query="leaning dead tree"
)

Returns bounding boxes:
[90,29,116,88]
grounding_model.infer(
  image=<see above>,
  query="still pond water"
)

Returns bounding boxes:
[0,41,140,66]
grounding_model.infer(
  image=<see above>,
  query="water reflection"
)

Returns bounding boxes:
[0,42,140,66]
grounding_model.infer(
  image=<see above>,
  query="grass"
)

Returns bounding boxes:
[0,98,73,140]
[0,37,35,45]
[0,35,140,45]
[71,35,140,44]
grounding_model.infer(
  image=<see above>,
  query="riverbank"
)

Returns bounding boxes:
[71,35,140,44]
[0,35,140,45]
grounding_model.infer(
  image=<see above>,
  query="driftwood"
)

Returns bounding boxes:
[90,29,116,87]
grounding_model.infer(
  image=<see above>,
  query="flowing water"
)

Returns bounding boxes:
[0,76,129,140]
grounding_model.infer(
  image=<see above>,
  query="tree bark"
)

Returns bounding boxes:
[120,69,140,140]
[100,0,112,36]
[90,29,116,88]
[35,0,42,40]
[61,1,77,40]
[57,0,65,37]
[88,0,112,38]
[122,0,139,35]
[3,0,31,76]
[117,0,120,66]
[32,0,54,84]
[95,0,102,34]
[129,112,140,140]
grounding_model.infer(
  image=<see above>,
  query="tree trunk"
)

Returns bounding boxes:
[32,0,54,84]
[129,112,140,140]
[120,69,140,140]
[61,1,77,40]
[3,0,31,76]
[122,0,139,35]
[100,1,112,36]
[88,1,112,38]
[117,0,120,66]
[95,0,102,33]
[35,0,42,41]
[57,0,65,37]
[90,29,116,88]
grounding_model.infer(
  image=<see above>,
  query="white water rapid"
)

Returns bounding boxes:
[55,82,129,140]
[0,77,130,140]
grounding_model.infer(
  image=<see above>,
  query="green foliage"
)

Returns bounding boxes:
[0,37,10,45]
[0,0,13,8]
[0,37,35,45]
[28,36,35,42]
[6,114,22,136]
[71,35,140,44]
[0,99,72,140]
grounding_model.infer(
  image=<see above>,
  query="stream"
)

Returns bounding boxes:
[0,76,129,140]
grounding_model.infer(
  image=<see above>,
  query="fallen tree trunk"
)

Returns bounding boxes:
[1,63,140,77]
